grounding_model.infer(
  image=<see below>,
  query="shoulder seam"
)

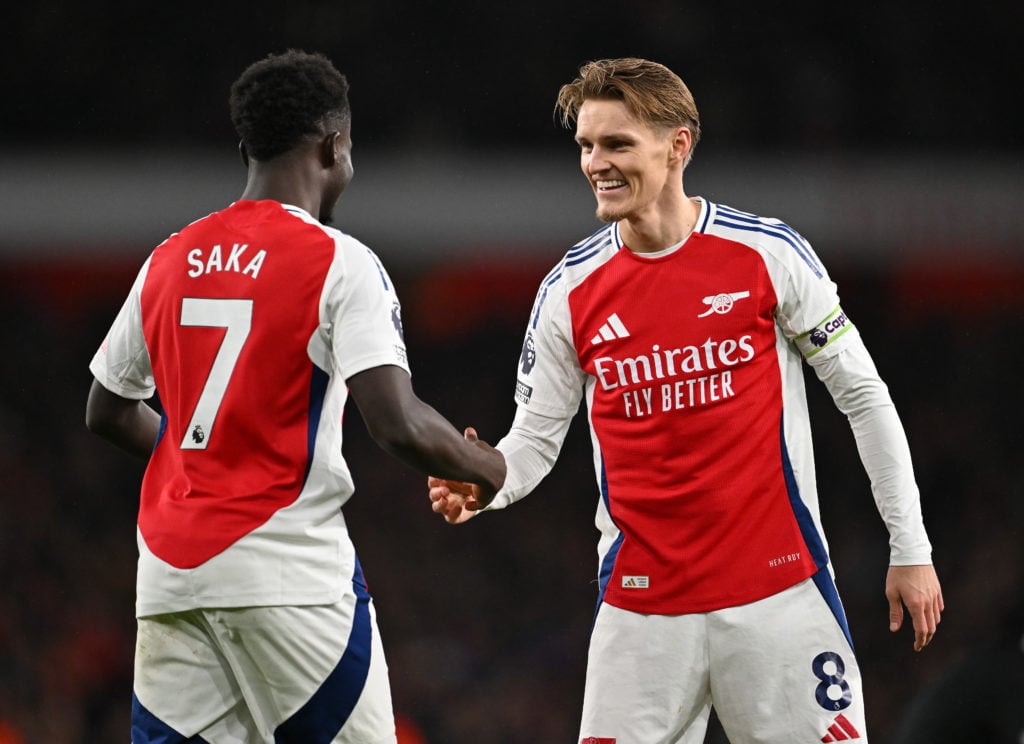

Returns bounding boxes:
[708,204,823,278]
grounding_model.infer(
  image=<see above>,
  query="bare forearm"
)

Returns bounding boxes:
[369,397,505,493]
[104,404,160,459]
[346,366,506,493]
[85,380,160,460]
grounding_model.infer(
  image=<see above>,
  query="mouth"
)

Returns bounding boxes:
[595,179,627,192]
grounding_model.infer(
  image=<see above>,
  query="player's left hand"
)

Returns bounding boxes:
[885,564,944,651]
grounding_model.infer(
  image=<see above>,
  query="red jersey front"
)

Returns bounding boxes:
[514,200,843,614]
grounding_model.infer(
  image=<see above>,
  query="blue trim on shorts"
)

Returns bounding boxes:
[779,414,855,651]
[274,558,374,744]
[131,695,210,743]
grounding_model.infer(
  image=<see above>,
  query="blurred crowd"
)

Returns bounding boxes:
[6,2,1020,156]
[0,250,1020,742]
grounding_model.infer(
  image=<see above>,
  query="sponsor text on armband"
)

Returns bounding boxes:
[795,306,854,359]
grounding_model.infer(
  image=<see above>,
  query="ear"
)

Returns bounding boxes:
[319,131,341,167]
[668,126,692,166]
[238,140,249,167]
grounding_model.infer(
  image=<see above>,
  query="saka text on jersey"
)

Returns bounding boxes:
[186,243,267,279]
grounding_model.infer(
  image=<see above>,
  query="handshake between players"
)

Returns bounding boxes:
[428,427,502,524]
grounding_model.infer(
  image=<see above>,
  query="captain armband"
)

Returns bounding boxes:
[794,306,855,359]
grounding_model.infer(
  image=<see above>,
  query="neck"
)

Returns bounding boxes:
[239,155,321,218]
[619,195,700,254]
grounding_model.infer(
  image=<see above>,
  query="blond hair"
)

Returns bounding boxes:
[555,58,701,161]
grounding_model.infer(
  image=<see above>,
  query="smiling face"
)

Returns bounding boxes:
[575,98,685,224]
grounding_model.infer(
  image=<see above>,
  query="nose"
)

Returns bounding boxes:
[585,145,610,175]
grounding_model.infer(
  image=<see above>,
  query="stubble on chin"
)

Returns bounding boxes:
[595,204,627,224]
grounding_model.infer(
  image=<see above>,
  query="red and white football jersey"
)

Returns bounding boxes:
[514,199,853,615]
[90,200,408,616]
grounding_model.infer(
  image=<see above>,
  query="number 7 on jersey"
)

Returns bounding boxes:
[179,298,253,450]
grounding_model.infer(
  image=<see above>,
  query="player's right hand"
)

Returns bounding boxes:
[428,475,480,524]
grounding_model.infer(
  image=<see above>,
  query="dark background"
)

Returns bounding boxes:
[1,2,1022,742]
[5,1,1023,154]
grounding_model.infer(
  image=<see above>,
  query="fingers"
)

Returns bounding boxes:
[463,426,478,442]
[429,477,472,497]
[437,500,468,523]
[890,592,943,652]
[912,613,934,651]
[889,590,940,651]
[427,477,450,507]
[427,476,478,524]
[909,593,943,651]
[430,492,468,522]
[885,565,944,651]
[887,596,904,634]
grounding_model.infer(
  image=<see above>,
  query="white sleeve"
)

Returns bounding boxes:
[807,332,933,565]
[485,405,574,511]
[321,237,410,381]
[89,257,155,399]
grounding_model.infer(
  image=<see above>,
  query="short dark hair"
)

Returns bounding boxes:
[229,49,350,161]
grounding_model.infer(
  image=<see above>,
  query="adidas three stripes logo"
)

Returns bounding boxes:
[590,314,630,345]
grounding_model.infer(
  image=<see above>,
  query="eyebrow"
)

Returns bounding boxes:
[575,131,636,145]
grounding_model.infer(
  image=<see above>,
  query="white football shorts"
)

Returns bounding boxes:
[579,575,868,744]
[131,574,395,744]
